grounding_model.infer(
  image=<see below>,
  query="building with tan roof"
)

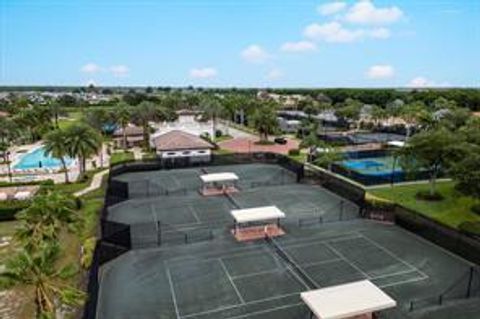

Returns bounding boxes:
[151,130,214,163]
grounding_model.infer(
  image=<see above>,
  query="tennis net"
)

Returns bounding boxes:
[265,236,318,289]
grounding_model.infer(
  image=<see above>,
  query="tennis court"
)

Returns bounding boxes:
[112,163,297,198]
[96,220,477,319]
[97,163,479,319]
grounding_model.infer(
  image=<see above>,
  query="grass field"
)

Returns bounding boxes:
[58,111,83,130]
[110,151,134,165]
[369,181,480,228]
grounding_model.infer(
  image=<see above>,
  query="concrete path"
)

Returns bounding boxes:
[74,169,109,197]
[218,121,256,139]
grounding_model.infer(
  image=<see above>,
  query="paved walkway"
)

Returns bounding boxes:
[74,169,109,197]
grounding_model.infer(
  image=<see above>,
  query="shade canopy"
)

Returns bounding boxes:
[300,280,396,319]
[387,140,405,148]
[230,206,285,224]
[200,172,239,183]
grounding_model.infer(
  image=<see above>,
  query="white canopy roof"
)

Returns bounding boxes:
[387,140,405,148]
[230,206,286,224]
[200,172,239,183]
[300,280,396,319]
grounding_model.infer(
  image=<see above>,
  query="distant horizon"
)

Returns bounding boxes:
[1,0,479,87]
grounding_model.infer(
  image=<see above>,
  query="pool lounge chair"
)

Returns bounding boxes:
[14,191,31,200]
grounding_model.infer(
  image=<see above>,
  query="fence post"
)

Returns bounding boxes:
[184,233,188,244]
[466,267,474,298]
[157,221,161,247]
[409,301,413,312]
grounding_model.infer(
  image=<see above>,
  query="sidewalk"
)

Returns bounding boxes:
[74,169,109,197]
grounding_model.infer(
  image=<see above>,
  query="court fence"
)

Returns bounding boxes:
[408,266,480,312]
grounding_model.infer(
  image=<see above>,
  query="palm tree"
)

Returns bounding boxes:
[1,245,84,318]
[15,191,78,251]
[131,101,172,150]
[64,123,102,175]
[43,130,71,183]
[251,100,278,142]
[200,95,225,142]
[114,102,132,151]
[49,101,62,128]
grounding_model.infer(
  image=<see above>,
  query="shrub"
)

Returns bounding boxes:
[471,203,480,215]
[365,193,395,209]
[415,190,444,201]
[81,237,97,269]
[459,221,480,237]
[215,129,223,138]
[288,149,300,156]
[0,200,30,221]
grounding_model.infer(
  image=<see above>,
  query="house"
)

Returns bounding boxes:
[151,130,214,163]
[277,117,301,133]
[113,125,144,148]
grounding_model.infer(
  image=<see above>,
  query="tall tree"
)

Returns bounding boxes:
[199,95,225,142]
[114,102,132,151]
[398,128,458,197]
[15,191,78,251]
[64,123,102,175]
[43,129,71,183]
[131,101,172,150]
[251,101,278,142]
[1,245,84,318]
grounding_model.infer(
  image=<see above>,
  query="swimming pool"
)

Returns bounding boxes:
[13,146,74,170]
[340,156,402,175]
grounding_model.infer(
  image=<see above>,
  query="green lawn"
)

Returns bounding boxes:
[110,151,135,165]
[369,181,480,229]
[58,111,83,130]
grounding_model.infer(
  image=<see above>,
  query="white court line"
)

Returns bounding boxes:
[278,235,363,250]
[231,258,344,280]
[223,303,305,319]
[181,292,301,319]
[188,205,201,223]
[165,264,181,319]
[377,274,429,289]
[219,259,246,305]
[268,241,320,289]
[324,242,371,279]
[360,234,429,278]
[371,268,421,280]
[166,232,362,266]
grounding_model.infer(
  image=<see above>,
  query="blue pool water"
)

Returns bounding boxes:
[340,156,402,175]
[14,147,74,170]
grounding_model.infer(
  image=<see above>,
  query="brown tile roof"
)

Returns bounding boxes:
[113,125,144,137]
[153,130,214,151]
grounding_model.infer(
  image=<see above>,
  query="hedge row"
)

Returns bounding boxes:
[0,200,30,221]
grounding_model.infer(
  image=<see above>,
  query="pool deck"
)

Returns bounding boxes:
[0,142,110,184]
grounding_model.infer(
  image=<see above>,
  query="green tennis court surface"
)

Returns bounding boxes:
[97,221,476,319]
[97,164,479,319]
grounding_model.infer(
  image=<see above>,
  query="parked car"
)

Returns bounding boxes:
[274,137,287,145]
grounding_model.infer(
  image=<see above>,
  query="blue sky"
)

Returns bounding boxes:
[1,0,479,87]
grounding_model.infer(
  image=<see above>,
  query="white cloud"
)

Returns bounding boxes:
[189,67,218,79]
[280,41,317,53]
[80,63,102,74]
[241,45,270,63]
[344,0,403,25]
[407,76,450,88]
[317,1,347,16]
[366,65,395,79]
[304,22,392,43]
[266,68,283,80]
[304,22,365,43]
